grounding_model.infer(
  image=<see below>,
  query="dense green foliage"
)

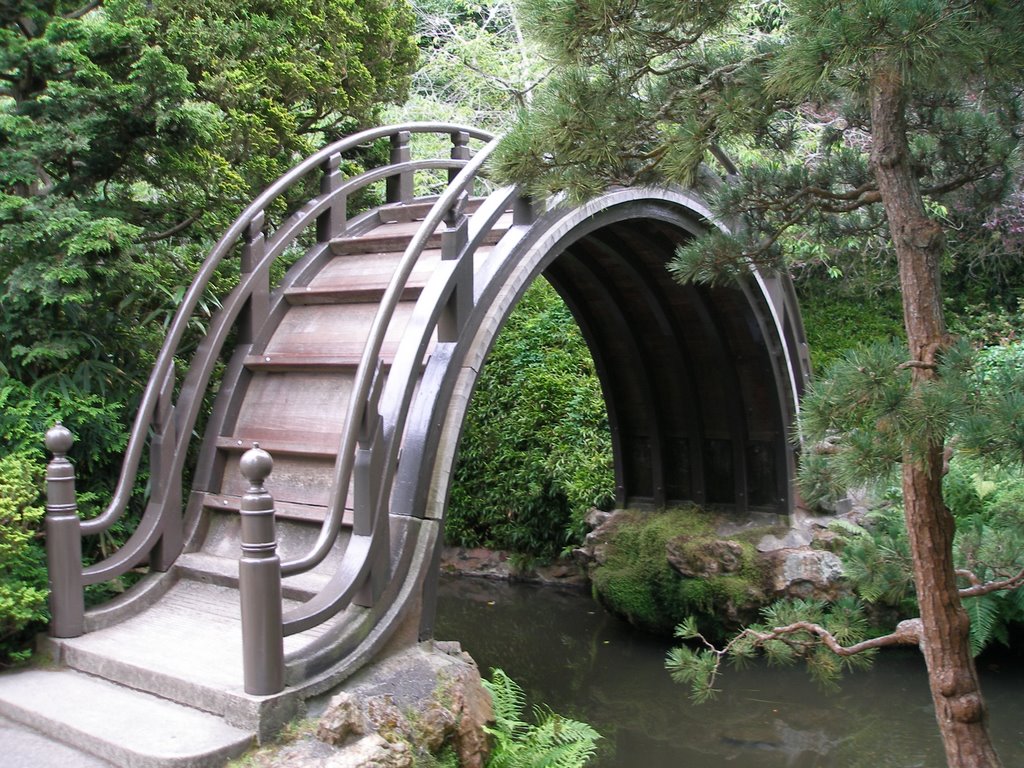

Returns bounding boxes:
[388,0,544,129]
[0,0,416,660]
[0,451,49,666]
[484,668,601,768]
[2,1,416,397]
[835,485,1024,657]
[797,288,904,373]
[446,279,614,559]
[589,507,764,635]
[498,3,1024,760]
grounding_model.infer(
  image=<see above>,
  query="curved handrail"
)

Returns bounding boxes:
[281,184,523,633]
[280,133,500,576]
[78,123,491,570]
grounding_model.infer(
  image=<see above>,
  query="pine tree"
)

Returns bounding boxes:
[493,2,1024,766]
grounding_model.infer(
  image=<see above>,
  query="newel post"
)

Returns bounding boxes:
[386,130,413,203]
[45,422,84,638]
[238,444,284,695]
[317,152,346,241]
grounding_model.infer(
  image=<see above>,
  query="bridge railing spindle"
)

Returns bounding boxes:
[149,365,182,571]
[438,191,472,343]
[449,131,471,184]
[354,362,388,608]
[240,212,269,345]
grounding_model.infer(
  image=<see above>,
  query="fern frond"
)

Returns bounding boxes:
[827,518,870,538]
[485,670,601,768]
[964,593,1002,656]
[484,668,530,739]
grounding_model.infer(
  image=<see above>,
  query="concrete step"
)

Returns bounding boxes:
[0,668,252,768]
[175,551,330,601]
[42,580,328,733]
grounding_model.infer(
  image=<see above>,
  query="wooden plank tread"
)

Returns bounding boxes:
[243,352,364,371]
[201,492,354,525]
[330,218,510,256]
[376,198,485,224]
[215,431,341,458]
[284,281,422,306]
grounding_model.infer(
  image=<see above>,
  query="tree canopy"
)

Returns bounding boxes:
[493,2,1024,766]
[0,0,416,448]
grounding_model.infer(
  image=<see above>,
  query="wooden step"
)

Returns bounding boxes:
[228,370,354,438]
[375,197,485,224]
[285,247,442,306]
[331,219,442,255]
[284,281,423,306]
[201,492,352,524]
[330,212,512,256]
[215,430,340,459]
[217,452,341,509]
[260,303,415,359]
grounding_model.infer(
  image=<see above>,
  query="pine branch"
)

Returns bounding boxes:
[64,2,103,20]
[137,214,201,244]
[958,566,1024,598]
[671,614,922,700]
[743,617,922,656]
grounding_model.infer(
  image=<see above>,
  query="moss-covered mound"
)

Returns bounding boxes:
[589,506,769,636]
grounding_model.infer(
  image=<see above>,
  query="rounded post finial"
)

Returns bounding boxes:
[240,443,273,486]
[46,422,74,455]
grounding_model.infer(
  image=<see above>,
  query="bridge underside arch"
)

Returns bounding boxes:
[417,189,805,516]
[406,186,809,639]
[543,214,793,512]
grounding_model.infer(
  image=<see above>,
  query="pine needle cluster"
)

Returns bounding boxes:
[666,597,875,702]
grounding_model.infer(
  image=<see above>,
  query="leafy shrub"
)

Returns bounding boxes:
[797,289,904,374]
[484,668,600,768]
[799,338,1024,654]
[447,279,614,559]
[0,451,49,666]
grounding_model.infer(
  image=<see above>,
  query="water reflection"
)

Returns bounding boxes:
[435,576,1024,768]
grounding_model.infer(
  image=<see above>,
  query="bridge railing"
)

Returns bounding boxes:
[275,139,520,639]
[44,123,494,637]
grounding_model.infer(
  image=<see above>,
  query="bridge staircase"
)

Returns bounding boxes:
[0,121,810,768]
[0,124,525,767]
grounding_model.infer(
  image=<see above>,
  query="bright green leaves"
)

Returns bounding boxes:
[0,451,49,667]
[447,279,613,559]
[825,458,1024,656]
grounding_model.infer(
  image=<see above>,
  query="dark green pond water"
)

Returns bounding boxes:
[435,575,1024,768]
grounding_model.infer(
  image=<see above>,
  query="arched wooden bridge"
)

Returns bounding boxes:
[1,123,809,766]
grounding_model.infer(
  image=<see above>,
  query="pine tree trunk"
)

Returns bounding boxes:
[869,67,1002,768]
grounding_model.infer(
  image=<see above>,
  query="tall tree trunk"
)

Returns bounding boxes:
[869,67,1002,768]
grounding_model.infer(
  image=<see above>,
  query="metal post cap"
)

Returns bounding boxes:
[45,422,74,454]
[240,443,273,484]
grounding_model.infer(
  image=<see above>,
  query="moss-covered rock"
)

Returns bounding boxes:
[584,507,770,636]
